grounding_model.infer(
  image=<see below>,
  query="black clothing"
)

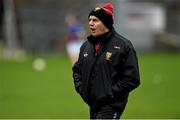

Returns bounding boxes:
[90,102,126,119]
[72,29,140,118]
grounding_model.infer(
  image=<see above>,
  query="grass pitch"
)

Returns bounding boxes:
[0,53,180,119]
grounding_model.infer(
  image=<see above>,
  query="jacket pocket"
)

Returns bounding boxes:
[111,81,129,102]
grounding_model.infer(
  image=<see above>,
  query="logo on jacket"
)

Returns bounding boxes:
[83,53,88,57]
[105,51,112,60]
[114,46,120,49]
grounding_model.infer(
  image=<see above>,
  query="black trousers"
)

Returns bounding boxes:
[90,103,126,119]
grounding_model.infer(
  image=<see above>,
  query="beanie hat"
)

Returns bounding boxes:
[88,3,114,30]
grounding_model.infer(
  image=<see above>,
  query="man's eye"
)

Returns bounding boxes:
[89,19,92,22]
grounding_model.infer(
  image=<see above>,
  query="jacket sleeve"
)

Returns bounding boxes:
[72,43,85,94]
[112,41,140,97]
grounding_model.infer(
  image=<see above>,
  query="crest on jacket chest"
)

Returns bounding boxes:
[105,51,112,60]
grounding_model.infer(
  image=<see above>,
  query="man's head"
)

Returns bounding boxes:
[88,3,114,37]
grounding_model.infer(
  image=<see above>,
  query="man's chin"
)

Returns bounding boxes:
[92,33,99,38]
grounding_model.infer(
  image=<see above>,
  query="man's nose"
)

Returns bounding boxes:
[89,20,93,26]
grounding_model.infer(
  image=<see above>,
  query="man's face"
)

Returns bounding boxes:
[88,15,109,37]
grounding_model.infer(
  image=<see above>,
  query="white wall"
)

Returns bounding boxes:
[114,1,166,51]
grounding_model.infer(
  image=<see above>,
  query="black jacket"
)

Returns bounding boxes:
[72,29,140,109]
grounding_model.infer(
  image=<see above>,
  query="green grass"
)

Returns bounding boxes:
[0,55,88,119]
[122,53,180,119]
[0,53,180,119]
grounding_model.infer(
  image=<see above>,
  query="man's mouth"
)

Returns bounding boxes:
[90,28,96,33]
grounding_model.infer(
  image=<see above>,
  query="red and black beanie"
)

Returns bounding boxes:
[88,3,114,30]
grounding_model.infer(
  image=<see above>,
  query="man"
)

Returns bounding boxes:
[72,3,140,119]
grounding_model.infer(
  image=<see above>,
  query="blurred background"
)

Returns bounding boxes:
[0,0,180,119]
